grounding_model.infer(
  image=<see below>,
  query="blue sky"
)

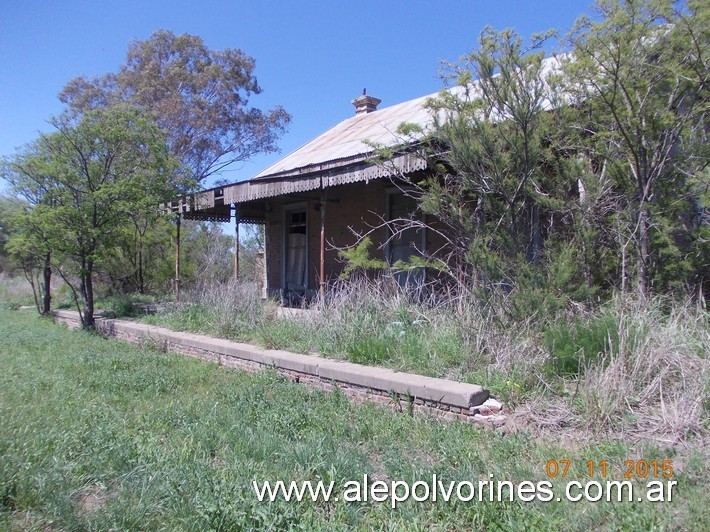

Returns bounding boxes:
[1,0,595,187]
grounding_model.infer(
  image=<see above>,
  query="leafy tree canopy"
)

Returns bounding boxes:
[59,30,291,183]
[2,105,183,325]
[562,0,708,295]
[0,194,24,274]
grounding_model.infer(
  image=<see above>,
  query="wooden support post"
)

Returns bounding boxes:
[175,210,181,302]
[262,221,268,299]
[233,204,240,281]
[319,188,326,300]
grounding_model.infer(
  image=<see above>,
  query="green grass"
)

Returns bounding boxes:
[543,313,620,377]
[0,277,35,310]
[140,281,708,444]
[1,308,707,530]
[143,297,473,383]
[93,293,160,318]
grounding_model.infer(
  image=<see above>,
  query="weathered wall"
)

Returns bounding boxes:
[52,310,507,427]
[264,179,389,296]
[262,178,462,297]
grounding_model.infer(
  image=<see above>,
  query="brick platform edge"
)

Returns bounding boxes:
[52,310,508,427]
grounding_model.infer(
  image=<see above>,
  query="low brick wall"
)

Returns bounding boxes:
[52,310,507,427]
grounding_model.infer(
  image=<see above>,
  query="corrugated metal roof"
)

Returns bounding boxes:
[173,55,564,211]
[252,53,563,180]
[253,90,441,179]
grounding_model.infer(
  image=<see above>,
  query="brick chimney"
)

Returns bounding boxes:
[351,88,381,115]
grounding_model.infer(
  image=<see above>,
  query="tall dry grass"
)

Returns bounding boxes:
[145,276,708,444]
[575,298,708,442]
[0,275,39,309]
[518,297,708,446]
[145,279,270,338]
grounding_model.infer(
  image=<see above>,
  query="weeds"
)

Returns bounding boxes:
[2,307,707,529]
[138,276,708,445]
[0,275,35,309]
[574,298,709,440]
[93,293,159,318]
[543,312,619,377]
[144,279,268,339]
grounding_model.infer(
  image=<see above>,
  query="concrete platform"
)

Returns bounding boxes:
[52,310,491,416]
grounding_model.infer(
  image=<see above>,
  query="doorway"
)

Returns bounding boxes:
[283,204,308,303]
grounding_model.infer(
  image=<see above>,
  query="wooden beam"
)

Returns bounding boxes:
[175,210,181,302]
[233,204,240,280]
[319,188,326,300]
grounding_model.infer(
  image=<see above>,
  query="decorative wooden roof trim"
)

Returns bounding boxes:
[223,152,426,204]
[159,151,425,223]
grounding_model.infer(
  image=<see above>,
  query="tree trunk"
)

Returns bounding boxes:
[637,206,651,299]
[528,202,542,262]
[41,251,52,315]
[80,259,95,328]
[23,265,40,314]
[138,244,145,295]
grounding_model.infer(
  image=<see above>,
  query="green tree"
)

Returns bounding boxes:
[0,190,56,316]
[1,147,60,314]
[0,194,23,275]
[564,0,709,297]
[14,106,182,327]
[385,28,580,311]
[5,210,55,314]
[98,214,176,295]
[59,30,290,184]
[58,31,290,298]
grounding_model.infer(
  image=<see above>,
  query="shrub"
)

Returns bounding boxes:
[543,313,619,377]
[95,294,157,318]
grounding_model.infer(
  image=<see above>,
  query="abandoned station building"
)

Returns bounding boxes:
[166,88,447,303]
